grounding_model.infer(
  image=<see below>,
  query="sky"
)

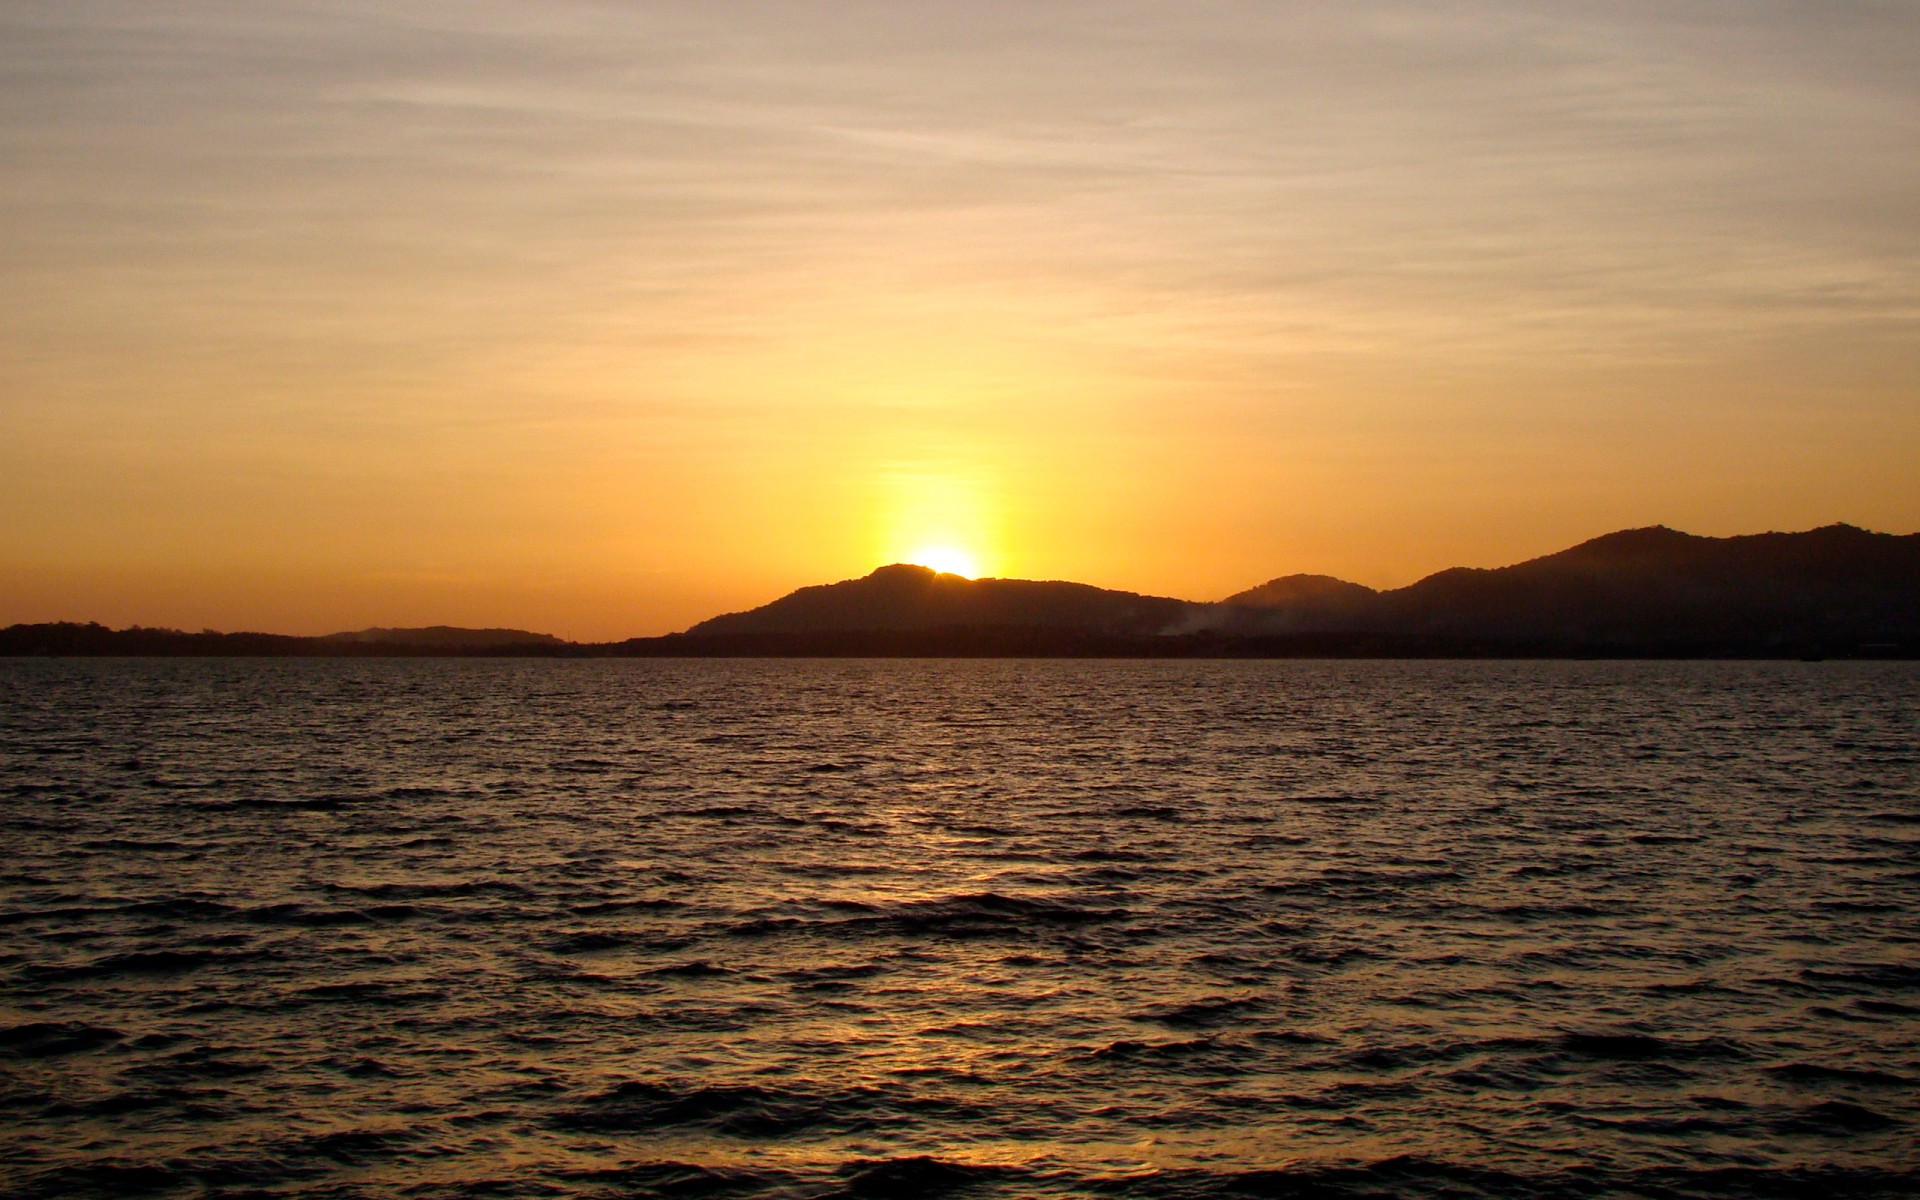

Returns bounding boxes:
[2,0,1916,639]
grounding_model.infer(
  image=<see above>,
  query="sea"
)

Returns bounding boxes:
[1,658,1916,1199]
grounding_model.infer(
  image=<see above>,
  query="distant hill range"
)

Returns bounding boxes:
[683,563,1202,637]
[670,524,1917,656]
[0,623,567,657]
[3,525,1915,657]
[321,626,565,648]
[1219,524,1920,650]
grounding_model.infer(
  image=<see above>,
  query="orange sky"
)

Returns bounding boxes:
[3,2,1917,639]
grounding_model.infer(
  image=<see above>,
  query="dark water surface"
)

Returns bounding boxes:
[2,659,1917,1198]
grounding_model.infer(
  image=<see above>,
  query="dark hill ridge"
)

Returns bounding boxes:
[1225,574,1378,607]
[677,525,1919,653]
[1220,573,1380,633]
[0,623,572,656]
[684,564,1202,637]
[4,524,1915,656]
[1229,523,1919,648]
[322,626,564,647]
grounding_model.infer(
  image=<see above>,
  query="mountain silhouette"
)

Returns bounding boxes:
[1226,574,1379,607]
[1220,574,1380,633]
[684,564,1202,636]
[676,525,1918,653]
[5,525,1914,658]
[1226,524,1919,649]
[0,623,570,656]
[321,626,564,647]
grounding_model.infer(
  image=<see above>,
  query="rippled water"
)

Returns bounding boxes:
[2,658,1917,1199]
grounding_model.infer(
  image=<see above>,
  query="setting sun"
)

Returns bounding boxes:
[871,466,999,585]
[907,546,979,579]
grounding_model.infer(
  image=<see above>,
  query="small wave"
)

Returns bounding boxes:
[781,963,886,982]
[870,892,1130,938]
[117,897,237,920]
[1508,860,1604,877]
[25,948,272,981]
[1578,1113,1744,1135]
[943,822,1014,837]
[247,901,423,926]
[553,1079,963,1137]
[297,981,447,1007]
[558,1159,789,1195]
[194,794,374,812]
[1136,995,1263,1029]
[1092,1159,1920,1199]
[1856,998,1918,1015]
[1767,1062,1912,1087]
[1642,979,1740,996]
[724,892,1130,943]
[1261,867,1465,902]
[725,916,805,937]
[1082,1036,1223,1062]
[1253,1030,1333,1046]
[244,903,374,926]
[832,1155,1026,1197]
[17,1159,190,1198]
[1800,963,1920,991]
[78,838,189,852]
[1557,1031,1749,1061]
[1284,941,1377,966]
[1486,902,1612,921]
[570,897,684,915]
[647,960,734,978]
[323,879,533,900]
[288,1126,418,1164]
[125,1044,269,1082]
[1282,1079,1422,1110]
[1776,1100,1903,1133]
[547,930,638,953]
[0,1020,123,1058]
[555,758,621,772]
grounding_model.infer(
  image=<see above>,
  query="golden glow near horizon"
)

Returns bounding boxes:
[905,547,980,580]
[1,3,1917,639]
[874,467,1000,584]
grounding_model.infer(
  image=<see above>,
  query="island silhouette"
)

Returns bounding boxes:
[5,524,1915,658]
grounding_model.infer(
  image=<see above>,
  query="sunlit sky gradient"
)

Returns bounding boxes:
[4,1,1917,638]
